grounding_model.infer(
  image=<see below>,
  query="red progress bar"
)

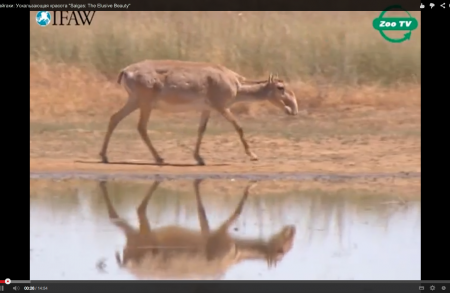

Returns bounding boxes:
[0,280,4,283]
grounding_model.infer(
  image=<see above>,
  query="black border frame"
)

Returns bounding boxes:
[26,0,419,11]
[420,8,447,282]
[1,8,31,281]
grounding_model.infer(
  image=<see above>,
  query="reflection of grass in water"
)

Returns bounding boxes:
[30,180,82,215]
[249,189,418,248]
[30,179,419,246]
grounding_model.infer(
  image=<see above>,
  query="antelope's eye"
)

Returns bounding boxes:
[276,85,284,90]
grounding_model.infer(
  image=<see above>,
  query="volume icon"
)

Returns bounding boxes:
[13,286,20,291]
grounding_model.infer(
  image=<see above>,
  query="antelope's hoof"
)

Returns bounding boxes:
[99,154,109,164]
[195,156,205,166]
[155,157,165,165]
[249,153,259,161]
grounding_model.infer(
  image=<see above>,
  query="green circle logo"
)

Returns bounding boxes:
[373,5,419,43]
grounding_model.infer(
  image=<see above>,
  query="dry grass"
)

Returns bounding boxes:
[30,11,420,121]
[31,11,420,82]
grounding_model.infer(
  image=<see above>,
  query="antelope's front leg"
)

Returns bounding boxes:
[137,181,162,253]
[218,108,258,161]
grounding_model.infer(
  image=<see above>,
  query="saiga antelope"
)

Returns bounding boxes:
[99,60,299,165]
[99,179,296,279]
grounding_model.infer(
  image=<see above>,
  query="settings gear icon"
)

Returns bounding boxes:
[430,285,435,291]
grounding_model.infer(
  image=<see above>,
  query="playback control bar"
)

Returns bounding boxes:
[2,281,450,293]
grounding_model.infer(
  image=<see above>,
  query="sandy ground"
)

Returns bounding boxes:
[30,124,420,178]
[29,143,419,175]
[30,117,420,176]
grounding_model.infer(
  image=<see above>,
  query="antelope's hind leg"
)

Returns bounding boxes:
[137,100,164,165]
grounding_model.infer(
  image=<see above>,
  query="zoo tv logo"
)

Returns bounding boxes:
[372,5,418,43]
[36,11,96,27]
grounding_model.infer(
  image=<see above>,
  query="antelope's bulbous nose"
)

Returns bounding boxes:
[285,106,298,116]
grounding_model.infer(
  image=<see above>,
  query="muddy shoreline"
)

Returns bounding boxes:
[30,171,421,181]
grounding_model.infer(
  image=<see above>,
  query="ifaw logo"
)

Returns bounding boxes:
[36,11,96,27]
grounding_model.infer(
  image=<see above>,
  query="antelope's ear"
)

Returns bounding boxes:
[283,226,296,238]
[115,251,123,267]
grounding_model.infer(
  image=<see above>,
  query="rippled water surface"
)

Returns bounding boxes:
[30,179,420,280]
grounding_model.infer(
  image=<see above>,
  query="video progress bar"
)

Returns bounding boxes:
[0,280,30,284]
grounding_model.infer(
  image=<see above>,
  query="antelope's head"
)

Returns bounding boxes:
[265,73,298,116]
[115,248,135,268]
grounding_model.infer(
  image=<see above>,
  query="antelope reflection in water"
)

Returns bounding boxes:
[99,179,296,279]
